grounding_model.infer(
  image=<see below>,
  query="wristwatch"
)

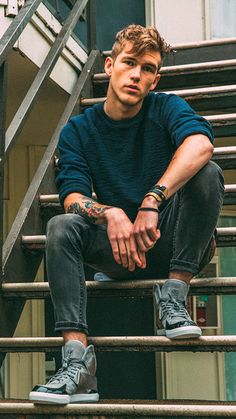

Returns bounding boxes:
[145,184,168,204]
[153,185,168,199]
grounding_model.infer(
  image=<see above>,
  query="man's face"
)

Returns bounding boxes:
[104,41,161,112]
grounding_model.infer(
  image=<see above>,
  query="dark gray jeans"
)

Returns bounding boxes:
[46,161,224,335]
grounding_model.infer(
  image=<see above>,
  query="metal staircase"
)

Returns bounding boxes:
[1,1,236,416]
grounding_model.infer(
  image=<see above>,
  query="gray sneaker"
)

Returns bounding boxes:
[154,279,202,339]
[29,340,99,404]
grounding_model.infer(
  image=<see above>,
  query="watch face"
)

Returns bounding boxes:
[156,185,168,198]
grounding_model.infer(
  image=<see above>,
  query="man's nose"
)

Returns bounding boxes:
[130,66,141,80]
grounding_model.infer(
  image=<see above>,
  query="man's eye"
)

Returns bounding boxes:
[143,66,155,73]
[125,60,135,66]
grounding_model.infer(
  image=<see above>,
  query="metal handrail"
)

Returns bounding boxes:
[0,63,7,279]
[5,0,89,155]
[0,0,42,67]
[0,0,96,279]
[3,49,100,269]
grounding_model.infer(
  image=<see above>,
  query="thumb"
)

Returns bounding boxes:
[156,229,161,240]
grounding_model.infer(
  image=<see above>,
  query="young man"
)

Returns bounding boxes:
[29,25,224,404]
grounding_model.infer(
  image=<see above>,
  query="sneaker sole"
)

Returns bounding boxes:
[157,325,202,339]
[29,391,99,405]
[29,391,69,404]
[70,393,99,403]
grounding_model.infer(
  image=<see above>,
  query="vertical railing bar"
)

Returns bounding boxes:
[0,62,7,279]
[0,0,42,67]
[4,0,89,156]
[87,0,96,52]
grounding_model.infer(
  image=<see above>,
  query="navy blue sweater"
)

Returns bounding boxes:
[56,92,214,221]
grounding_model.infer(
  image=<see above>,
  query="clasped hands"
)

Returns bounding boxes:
[106,206,161,272]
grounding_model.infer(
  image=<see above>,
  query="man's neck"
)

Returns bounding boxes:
[104,97,143,121]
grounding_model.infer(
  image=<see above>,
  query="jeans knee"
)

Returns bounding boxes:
[186,161,224,202]
[199,161,224,183]
[46,214,88,247]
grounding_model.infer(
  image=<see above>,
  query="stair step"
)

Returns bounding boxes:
[213,146,236,169]
[1,399,236,417]
[93,58,236,89]
[1,336,236,353]
[3,277,236,299]
[81,85,236,111]
[95,59,236,79]
[199,113,236,137]
[103,37,236,65]
[38,184,236,210]
[20,227,236,250]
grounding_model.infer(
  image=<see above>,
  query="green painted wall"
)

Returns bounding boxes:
[219,216,236,400]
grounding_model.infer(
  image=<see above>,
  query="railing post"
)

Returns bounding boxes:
[0,62,7,281]
[87,0,96,51]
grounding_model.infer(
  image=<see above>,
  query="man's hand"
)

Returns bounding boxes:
[105,207,145,271]
[133,197,161,265]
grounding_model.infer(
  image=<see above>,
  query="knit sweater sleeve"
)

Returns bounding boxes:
[158,93,214,148]
[56,117,92,205]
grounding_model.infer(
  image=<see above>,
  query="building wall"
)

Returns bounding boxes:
[154,0,236,44]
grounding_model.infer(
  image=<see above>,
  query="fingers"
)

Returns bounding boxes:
[129,236,143,269]
[138,249,146,269]
[135,228,161,252]
[118,239,135,271]
[110,235,139,271]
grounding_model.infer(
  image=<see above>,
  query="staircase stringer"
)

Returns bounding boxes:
[0,49,103,367]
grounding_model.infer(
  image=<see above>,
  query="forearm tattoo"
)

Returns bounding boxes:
[66,196,111,223]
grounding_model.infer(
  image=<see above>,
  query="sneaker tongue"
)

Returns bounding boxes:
[63,340,86,360]
[161,279,189,302]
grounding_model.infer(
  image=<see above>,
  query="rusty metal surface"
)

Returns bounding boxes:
[80,86,236,113]
[103,37,236,56]
[1,400,236,416]
[0,336,236,353]
[2,277,236,299]
[94,58,236,82]
[39,182,236,207]
[19,227,236,249]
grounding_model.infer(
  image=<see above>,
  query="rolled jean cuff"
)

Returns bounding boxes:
[170,259,199,275]
[55,321,88,335]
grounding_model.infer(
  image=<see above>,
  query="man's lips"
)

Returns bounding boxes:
[125,84,140,91]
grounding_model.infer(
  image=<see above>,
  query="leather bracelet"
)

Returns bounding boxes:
[138,207,159,213]
[144,192,163,203]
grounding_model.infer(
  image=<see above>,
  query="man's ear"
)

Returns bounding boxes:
[150,73,161,91]
[104,56,113,77]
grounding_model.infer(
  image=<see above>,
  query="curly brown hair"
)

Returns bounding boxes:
[111,24,170,68]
